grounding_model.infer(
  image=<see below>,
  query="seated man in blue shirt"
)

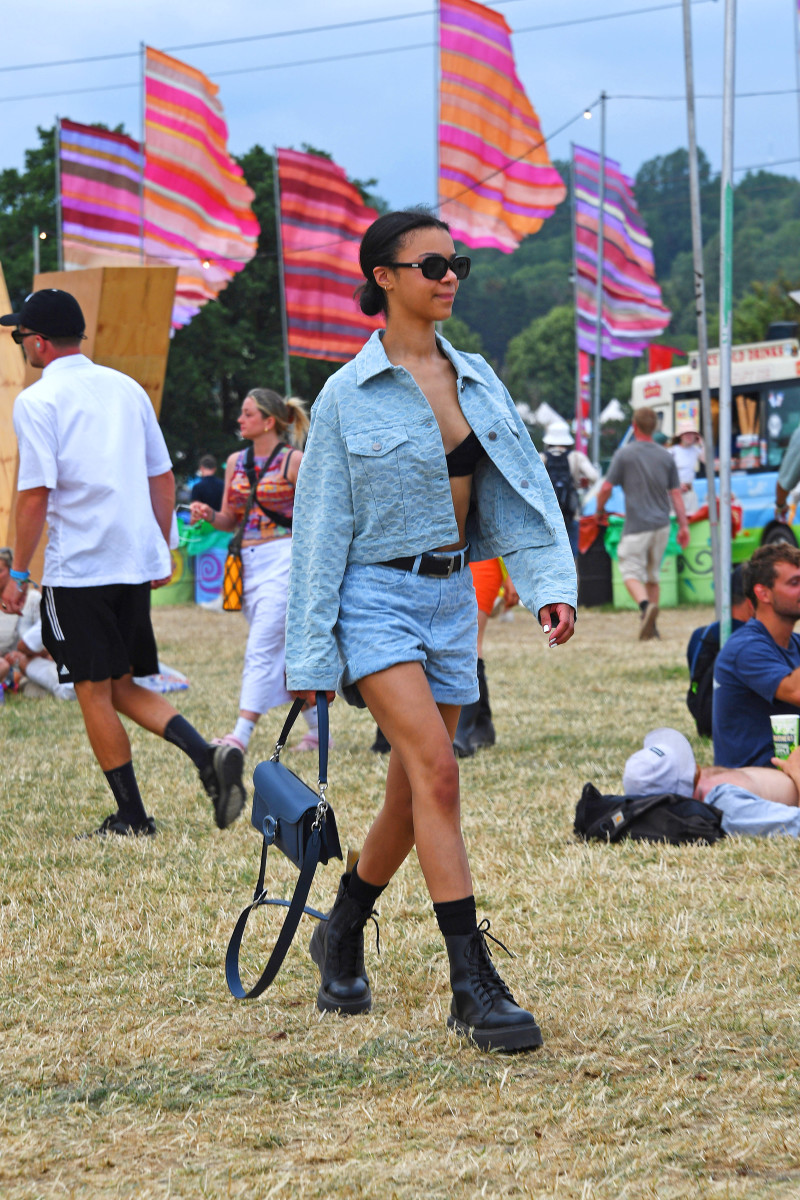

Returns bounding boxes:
[686,563,753,737]
[712,544,800,767]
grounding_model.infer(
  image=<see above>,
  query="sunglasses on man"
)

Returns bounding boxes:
[388,254,471,281]
[11,329,41,345]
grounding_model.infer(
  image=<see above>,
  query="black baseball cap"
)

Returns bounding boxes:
[0,288,86,338]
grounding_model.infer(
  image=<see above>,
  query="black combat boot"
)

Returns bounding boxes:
[468,658,496,751]
[309,873,374,1014]
[452,702,478,758]
[445,920,543,1052]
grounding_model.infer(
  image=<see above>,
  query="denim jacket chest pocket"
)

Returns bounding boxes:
[472,416,553,550]
[344,427,410,539]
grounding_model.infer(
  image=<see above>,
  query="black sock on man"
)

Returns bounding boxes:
[639,599,649,614]
[104,761,149,827]
[433,894,478,937]
[163,714,212,771]
[347,863,388,910]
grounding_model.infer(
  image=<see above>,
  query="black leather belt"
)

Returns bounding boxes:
[380,547,470,577]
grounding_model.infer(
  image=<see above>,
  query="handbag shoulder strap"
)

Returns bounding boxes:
[225,832,325,998]
[229,442,286,554]
[225,693,331,999]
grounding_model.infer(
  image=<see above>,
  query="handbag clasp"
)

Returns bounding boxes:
[261,813,277,844]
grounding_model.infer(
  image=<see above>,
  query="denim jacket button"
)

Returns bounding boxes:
[520,479,529,488]
[372,442,382,451]
[488,431,497,441]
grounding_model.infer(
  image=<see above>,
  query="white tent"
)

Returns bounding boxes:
[599,398,626,423]
[531,402,562,427]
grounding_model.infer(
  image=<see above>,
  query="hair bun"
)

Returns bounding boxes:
[358,279,384,317]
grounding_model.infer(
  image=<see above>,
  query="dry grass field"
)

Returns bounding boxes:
[2,601,800,1199]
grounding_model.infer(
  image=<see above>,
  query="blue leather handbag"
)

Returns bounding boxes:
[225,694,342,998]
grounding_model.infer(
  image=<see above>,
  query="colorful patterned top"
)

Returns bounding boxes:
[227,446,297,546]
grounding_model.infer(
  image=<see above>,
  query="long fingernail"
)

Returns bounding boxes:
[542,624,550,633]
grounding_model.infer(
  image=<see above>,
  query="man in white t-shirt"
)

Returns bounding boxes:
[0,289,245,838]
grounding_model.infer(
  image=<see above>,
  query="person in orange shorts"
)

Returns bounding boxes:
[453,557,518,757]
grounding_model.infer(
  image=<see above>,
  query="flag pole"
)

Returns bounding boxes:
[682,0,720,618]
[272,150,292,397]
[718,0,737,645]
[795,0,800,171]
[54,116,64,271]
[435,0,441,214]
[139,42,146,264]
[570,144,583,453]
[591,91,607,469]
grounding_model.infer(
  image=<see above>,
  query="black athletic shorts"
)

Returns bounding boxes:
[41,583,159,685]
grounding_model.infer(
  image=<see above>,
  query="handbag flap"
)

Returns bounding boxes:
[252,759,317,837]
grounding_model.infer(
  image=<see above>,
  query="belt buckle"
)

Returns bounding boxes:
[443,557,455,578]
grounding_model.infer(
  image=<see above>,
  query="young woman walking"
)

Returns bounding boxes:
[190,389,322,753]
[285,211,576,1050]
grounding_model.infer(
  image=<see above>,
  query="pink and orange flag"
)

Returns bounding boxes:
[144,47,259,327]
[277,148,382,362]
[438,0,565,251]
[59,118,144,269]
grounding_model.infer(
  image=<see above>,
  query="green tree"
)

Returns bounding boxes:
[0,126,59,304]
[440,315,484,354]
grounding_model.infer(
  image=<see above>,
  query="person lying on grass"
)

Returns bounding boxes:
[624,727,800,838]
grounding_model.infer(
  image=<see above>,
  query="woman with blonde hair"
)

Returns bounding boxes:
[190,388,321,752]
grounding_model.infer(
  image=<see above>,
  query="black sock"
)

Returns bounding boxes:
[639,600,649,614]
[347,863,387,910]
[433,895,478,937]
[163,714,212,771]
[104,761,149,826]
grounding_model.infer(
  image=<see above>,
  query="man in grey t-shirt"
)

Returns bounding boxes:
[595,406,689,639]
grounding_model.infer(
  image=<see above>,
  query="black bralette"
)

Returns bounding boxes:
[445,430,485,478]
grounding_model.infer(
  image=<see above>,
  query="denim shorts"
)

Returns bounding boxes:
[335,560,479,708]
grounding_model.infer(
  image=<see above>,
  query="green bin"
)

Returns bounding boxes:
[605,515,679,610]
[678,520,715,604]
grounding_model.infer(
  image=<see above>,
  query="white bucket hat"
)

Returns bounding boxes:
[543,420,574,447]
[622,728,697,797]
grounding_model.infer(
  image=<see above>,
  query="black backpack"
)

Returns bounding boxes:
[574,783,725,845]
[686,623,720,738]
[544,450,578,522]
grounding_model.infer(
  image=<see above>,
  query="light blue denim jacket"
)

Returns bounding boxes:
[286,330,577,690]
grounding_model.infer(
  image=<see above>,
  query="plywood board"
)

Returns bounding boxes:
[33,266,176,415]
[2,264,177,581]
[0,262,27,550]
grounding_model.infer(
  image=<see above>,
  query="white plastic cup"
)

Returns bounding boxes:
[771,714,799,760]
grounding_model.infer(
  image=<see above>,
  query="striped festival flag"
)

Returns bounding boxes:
[144,47,259,328]
[60,118,144,269]
[276,148,382,362]
[438,0,566,252]
[573,144,671,359]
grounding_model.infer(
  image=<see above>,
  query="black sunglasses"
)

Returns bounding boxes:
[11,329,41,345]
[388,254,471,281]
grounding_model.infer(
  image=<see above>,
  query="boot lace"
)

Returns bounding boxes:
[470,919,516,1004]
[331,904,380,976]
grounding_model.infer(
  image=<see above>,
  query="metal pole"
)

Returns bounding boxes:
[718,0,737,644]
[139,42,146,264]
[795,0,800,171]
[570,144,584,453]
[435,0,441,214]
[33,225,40,281]
[682,0,721,619]
[272,150,292,397]
[54,116,64,271]
[591,91,607,469]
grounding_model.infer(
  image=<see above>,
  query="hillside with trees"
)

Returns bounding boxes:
[2,130,800,465]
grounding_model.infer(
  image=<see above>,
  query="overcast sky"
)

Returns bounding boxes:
[2,0,798,217]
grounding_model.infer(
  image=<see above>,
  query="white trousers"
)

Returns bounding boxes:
[239,538,293,715]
